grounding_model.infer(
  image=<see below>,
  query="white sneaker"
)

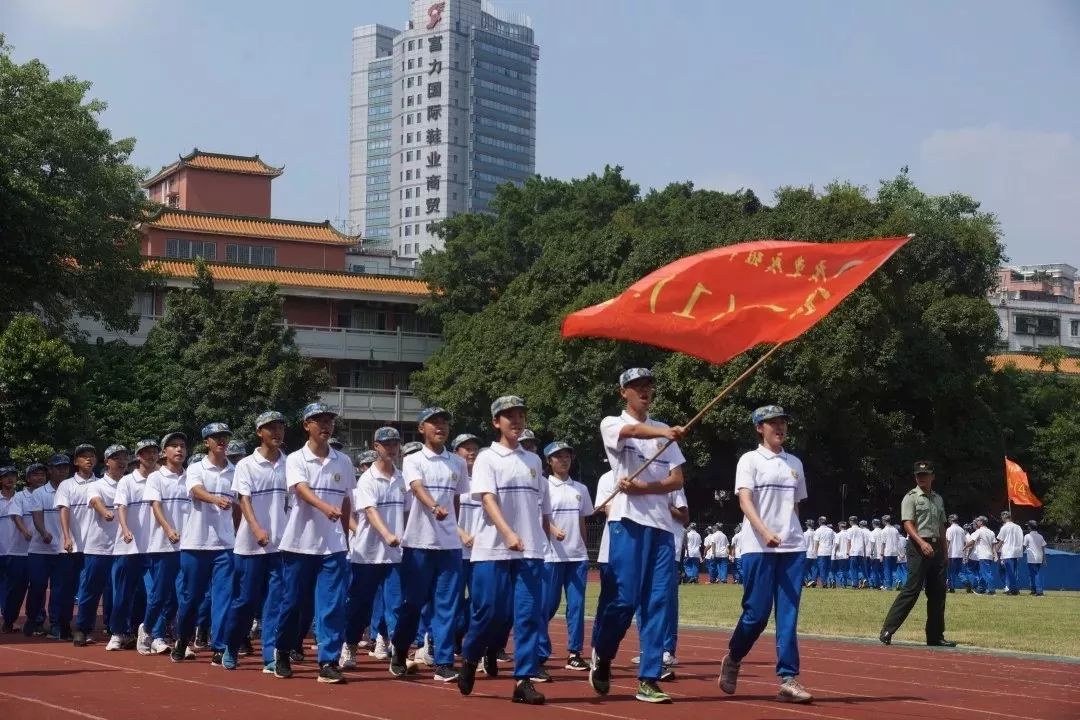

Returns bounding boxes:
[340,643,357,669]
[150,638,171,655]
[777,677,813,704]
[368,634,388,659]
[630,655,640,665]
[358,638,373,651]
[106,635,124,651]
[184,646,196,660]
[137,624,153,655]
[663,651,679,666]
[414,643,434,667]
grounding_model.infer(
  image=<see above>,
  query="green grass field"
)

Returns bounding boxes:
[580,582,1080,657]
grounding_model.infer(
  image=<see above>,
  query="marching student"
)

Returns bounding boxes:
[389,407,468,682]
[869,519,883,589]
[847,518,868,589]
[3,465,36,633]
[718,405,813,704]
[1022,520,1047,597]
[457,396,550,705]
[222,411,288,672]
[537,441,594,674]
[995,511,1023,596]
[27,454,72,638]
[170,423,236,665]
[342,427,405,672]
[143,432,191,654]
[111,439,160,653]
[802,519,816,587]
[811,518,835,588]
[590,468,616,651]
[704,525,717,582]
[713,523,730,584]
[944,514,967,592]
[226,440,247,466]
[74,445,126,647]
[731,523,744,584]
[879,514,902,590]
[0,467,21,631]
[661,489,688,674]
[452,432,482,657]
[274,402,356,684]
[831,521,849,588]
[56,443,100,644]
[684,522,702,583]
[966,516,997,595]
[895,530,908,589]
[589,368,685,705]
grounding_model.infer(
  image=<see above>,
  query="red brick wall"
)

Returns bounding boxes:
[143,228,346,271]
[283,297,339,326]
[179,168,273,216]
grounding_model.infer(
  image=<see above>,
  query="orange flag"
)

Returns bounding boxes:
[1005,458,1042,507]
[561,237,909,364]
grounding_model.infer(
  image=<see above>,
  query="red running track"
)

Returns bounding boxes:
[1,621,1078,720]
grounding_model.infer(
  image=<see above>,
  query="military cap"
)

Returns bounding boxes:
[135,439,160,453]
[201,422,232,440]
[226,440,247,457]
[103,444,129,461]
[751,405,791,425]
[1026,520,1038,529]
[947,513,958,523]
[356,450,378,466]
[450,433,480,451]
[543,441,573,458]
[328,438,344,450]
[48,453,72,467]
[519,428,537,441]
[402,441,424,456]
[490,396,526,419]
[25,462,46,475]
[417,407,451,425]
[817,515,828,523]
[914,460,935,475]
[374,427,402,444]
[255,411,286,430]
[73,443,97,457]
[619,367,654,387]
[0,465,16,477]
[301,402,337,421]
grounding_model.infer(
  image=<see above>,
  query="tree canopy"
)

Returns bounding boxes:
[0,36,155,332]
[414,167,1017,524]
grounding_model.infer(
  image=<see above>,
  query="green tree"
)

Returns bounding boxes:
[413,168,1006,522]
[127,260,329,446]
[0,314,84,447]
[0,36,155,333]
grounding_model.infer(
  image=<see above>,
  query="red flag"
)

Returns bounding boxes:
[1005,458,1042,507]
[561,237,909,364]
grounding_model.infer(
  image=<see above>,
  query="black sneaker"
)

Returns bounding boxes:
[274,650,293,679]
[170,641,188,663]
[457,660,477,696]
[289,649,305,663]
[482,648,499,677]
[496,650,512,663]
[389,647,409,678]
[513,678,545,705]
[238,640,254,657]
[531,665,552,683]
[72,630,89,647]
[194,626,209,650]
[318,663,347,684]
[565,654,589,671]
[433,664,458,682]
[210,651,224,666]
[659,664,676,682]
[589,657,611,696]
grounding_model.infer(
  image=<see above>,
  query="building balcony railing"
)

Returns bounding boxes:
[80,316,443,364]
[319,386,422,423]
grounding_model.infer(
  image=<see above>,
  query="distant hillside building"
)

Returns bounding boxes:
[990,264,1080,353]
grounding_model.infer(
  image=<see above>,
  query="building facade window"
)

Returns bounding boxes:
[166,238,216,260]
[225,244,276,266]
[1014,314,1060,337]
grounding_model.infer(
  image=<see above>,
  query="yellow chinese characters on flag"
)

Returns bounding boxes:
[1005,458,1042,508]
[561,237,909,364]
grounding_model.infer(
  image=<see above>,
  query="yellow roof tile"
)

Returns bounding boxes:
[143,149,283,187]
[150,260,430,298]
[990,353,1080,375]
[145,209,358,245]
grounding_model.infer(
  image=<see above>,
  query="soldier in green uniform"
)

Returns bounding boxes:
[879,461,956,647]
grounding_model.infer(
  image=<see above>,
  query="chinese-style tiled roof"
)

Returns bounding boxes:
[150,260,430,297]
[143,208,359,245]
[143,148,284,187]
[990,353,1080,375]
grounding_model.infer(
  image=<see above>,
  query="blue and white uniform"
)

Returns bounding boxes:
[110,468,154,642]
[142,466,189,642]
[538,474,593,663]
[74,474,120,636]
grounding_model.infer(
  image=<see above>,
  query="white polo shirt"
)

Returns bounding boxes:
[1023,531,1046,564]
[350,463,406,565]
[881,524,901,557]
[704,532,716,559]
[945,523,967,559]
[997,521,1024,560]
[113,469,154,555]
[733,446,807,554]
[400,445,468,550]
[28,483,61,555]
[280,445,356,555]
[0,493,16,556]
[804,529,817,559]
[233,450,287,556]
[833,529,849,559]
[543,475,593,563]
[685,529,702,559]
[143,467,190,554]
[458,488,484,561]
[596,470,616,564]
[83,476,120,556]
[54,474,97,553]
[848,527,868,557]
[7,489,33,556]
[814,525,836,556]
[869,527,882,558]
[470,442,549,562]
[601,412,686,532]
[182,456,236,551]
[896,539,907,562]
[970,526,996,561]
[714,530,729,558]
[731,528,744,559]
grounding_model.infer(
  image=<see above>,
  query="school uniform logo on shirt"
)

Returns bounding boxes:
[530,468,536,478]
[332,472,341,483]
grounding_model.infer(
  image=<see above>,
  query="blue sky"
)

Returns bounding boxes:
[4,0,1079,264]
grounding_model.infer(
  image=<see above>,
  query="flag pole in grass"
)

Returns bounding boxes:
[562,234,913,510]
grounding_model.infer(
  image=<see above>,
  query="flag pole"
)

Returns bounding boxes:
[595,342,786,512]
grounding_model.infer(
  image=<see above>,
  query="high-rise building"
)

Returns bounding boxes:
[349,0,538,260]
